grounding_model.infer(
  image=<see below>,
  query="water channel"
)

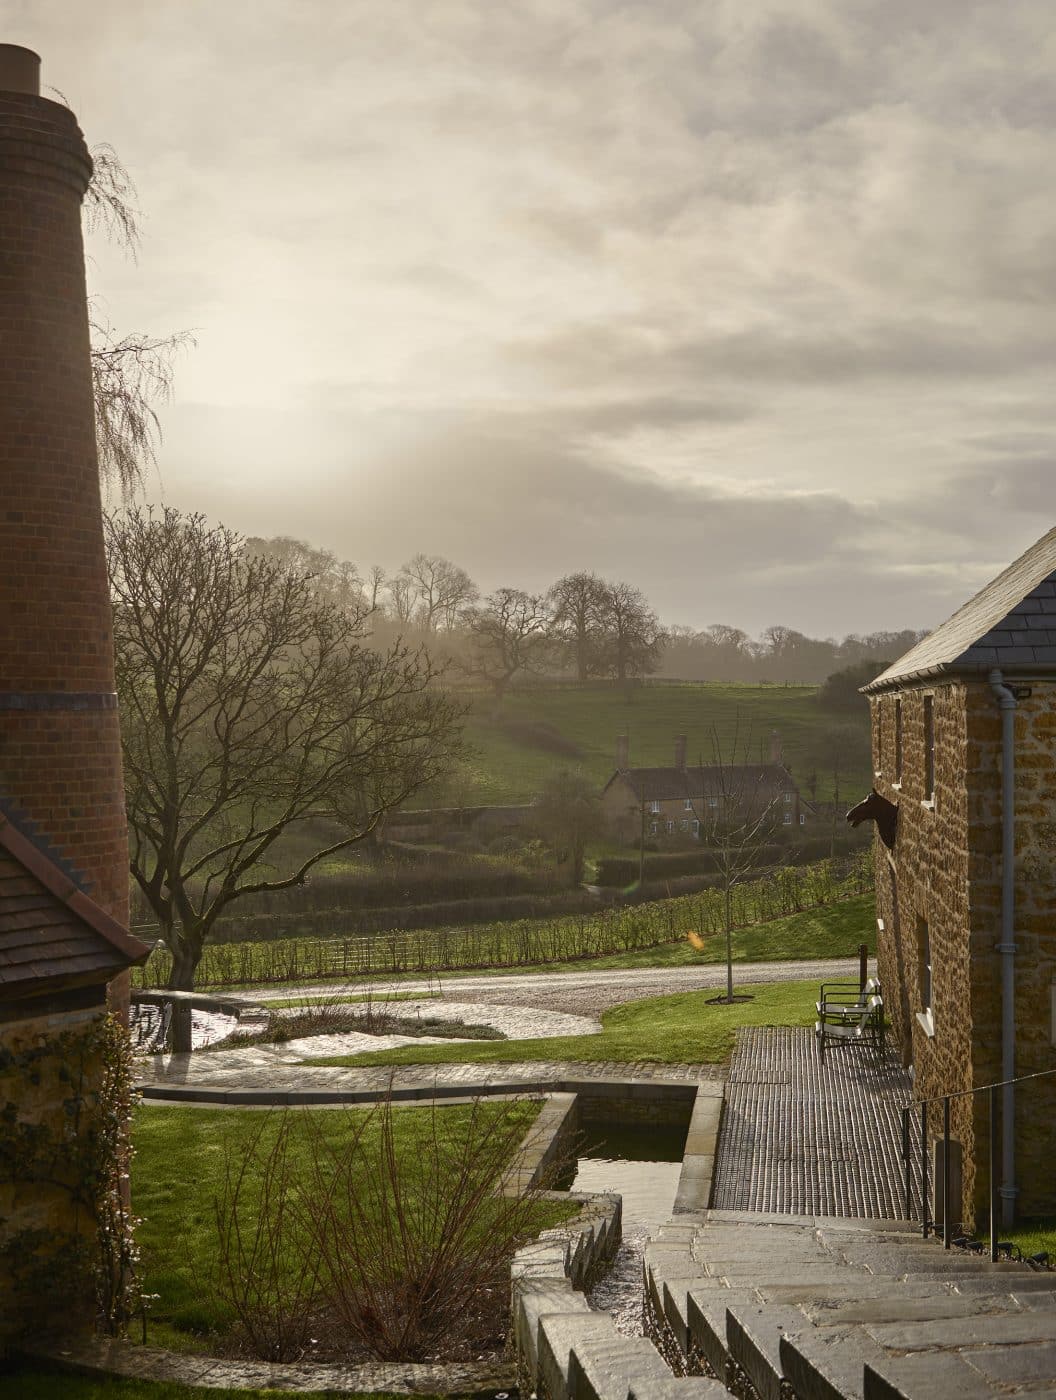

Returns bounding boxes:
[568,1122,688,1336]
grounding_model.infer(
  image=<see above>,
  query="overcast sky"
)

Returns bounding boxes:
[9,0,1056,636]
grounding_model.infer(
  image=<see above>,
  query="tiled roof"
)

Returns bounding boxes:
[606,764,796,801]
[0,810,150,999]
[864,525,1056,693]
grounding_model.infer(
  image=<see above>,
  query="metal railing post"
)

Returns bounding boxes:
[902,1105,911,1220]
[920,1100,929,1238]
[943,1095,952,1248]
[990,1084,998,1264]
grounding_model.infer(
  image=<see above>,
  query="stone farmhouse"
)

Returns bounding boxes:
[601,733,807,845]
[860,525,1056,1230]
[0,45,149,1342]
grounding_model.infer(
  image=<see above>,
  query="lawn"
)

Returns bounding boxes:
[308,978,820,1069]
[418,681,871,807]
[130,1101,570,1355]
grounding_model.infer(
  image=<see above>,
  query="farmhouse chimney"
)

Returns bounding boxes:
[674,734,687,770]
[616,734,629,770]
[769,729,783,764]
[0,50,131,940]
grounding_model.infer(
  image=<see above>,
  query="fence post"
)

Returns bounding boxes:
[920,1100,929,1239]
[902,1105,911,1221]
[942,1095,952,1248]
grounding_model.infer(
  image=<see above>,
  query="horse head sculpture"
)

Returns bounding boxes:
[846,788,898,850]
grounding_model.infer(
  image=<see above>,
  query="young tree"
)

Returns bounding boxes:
[463,588,552,703]
[107,508,461,1029]
[596,580,664,684]
[531,768,604,885]
[694,721,787,1003]
[547,571,606,682]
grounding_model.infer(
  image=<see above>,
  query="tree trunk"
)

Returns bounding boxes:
[725,885,734,1002]
[166,933,200,1052]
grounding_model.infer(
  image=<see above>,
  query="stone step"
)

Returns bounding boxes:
[865,1350,1056,1400]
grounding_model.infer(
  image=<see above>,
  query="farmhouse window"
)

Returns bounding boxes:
[782,812,793,825]
[917,915,932,1018]
[799,813,806,825]
[684,798,693,811]
[783,791,792,804]
[650,800,661,814]
[692,819,700,835]
[707,797,719,809]
[650,821,659,835]
[680,818,689,831]
[666,819,675,833]
[923,696,935,800]
[894,698,903,782]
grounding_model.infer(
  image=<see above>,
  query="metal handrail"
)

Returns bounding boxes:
[901,1065,1056,1261]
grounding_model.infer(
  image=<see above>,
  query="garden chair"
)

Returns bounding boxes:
[816,976,880,1020]
[815,990,884,1064]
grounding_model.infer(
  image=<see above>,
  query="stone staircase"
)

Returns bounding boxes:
[645,1210,1056,1399]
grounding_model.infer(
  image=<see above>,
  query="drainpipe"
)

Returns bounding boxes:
[988,669,1018,1228]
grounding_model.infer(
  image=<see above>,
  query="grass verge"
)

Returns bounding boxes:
[131,1102,570,1355]
[307,978,820,1069]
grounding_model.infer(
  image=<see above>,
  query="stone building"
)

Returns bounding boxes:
[0,44,149,1340]
[601,734,805,844]
[861,527,1056,1228]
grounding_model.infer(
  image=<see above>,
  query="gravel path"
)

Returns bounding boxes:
[231,957,864,1019]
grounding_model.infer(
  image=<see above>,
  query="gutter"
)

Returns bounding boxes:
[988,668,1018,1228]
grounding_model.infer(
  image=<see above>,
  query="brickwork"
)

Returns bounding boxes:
[0,87,128,929]
[870,679,1056,1224]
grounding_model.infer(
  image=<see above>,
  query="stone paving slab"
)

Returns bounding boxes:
[712,1026,921,1218]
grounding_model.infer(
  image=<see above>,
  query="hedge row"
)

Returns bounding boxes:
[595,831,868,886]
[133,853,874,990]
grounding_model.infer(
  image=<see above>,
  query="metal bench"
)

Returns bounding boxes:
[815,981,884,1063]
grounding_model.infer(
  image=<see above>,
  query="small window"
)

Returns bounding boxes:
[707,797,719,809]
[666,819,675,834]
[799,813,806,825]
[650,821,658,835]
[783,791,792,804]
[650,799,661,814]
[680,818,689,831]
[782,811,793,825]
[917,915,932,1017]
[692,819,700,835]
[923,696,935,800]
[894,697,903,783]
[684,798,693,811]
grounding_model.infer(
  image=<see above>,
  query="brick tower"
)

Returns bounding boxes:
[0,46,130,940]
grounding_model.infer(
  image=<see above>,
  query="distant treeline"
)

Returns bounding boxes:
[244,536,925,688]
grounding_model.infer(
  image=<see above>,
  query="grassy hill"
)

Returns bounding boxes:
[422,681,871,808]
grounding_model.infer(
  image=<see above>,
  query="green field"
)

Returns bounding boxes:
[423,681,871,807]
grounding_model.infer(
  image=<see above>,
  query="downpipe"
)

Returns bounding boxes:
[988,668,1018,1228]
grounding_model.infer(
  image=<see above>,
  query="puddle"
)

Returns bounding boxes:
[568,1123,686,1336]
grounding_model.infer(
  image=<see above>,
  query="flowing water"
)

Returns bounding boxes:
[569,1123,687,1336]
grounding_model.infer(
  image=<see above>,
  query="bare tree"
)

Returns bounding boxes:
[81,139,193,495]
[464,588,552,703]
[397,553,478,632]
[597,579,664,684]
[385,572,417,626]
[243,535,365,616]
[547,572,606,682]
[108,508,462,1033]
[693,721,787,1003]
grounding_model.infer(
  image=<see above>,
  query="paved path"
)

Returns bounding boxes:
[712,1025,919,1218]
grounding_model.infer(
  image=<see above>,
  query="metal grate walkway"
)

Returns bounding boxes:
[712,1026,922,1218]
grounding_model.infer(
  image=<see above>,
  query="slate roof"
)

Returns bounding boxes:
[0,810,150,1000]
[864,525,1056,694]
[605,763,796,802]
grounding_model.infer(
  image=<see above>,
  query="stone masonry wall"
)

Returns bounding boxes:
[872,679,1056,1225]
[871,683,978,1222]
[0,1002,107,1345]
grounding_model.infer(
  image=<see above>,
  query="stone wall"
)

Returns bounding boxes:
[871,678,1056,1225]
[0,1001,107,1346]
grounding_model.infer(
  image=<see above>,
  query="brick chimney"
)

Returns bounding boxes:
[0,48,130,943]
[616,734,629,770]
[674,734,687,770]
